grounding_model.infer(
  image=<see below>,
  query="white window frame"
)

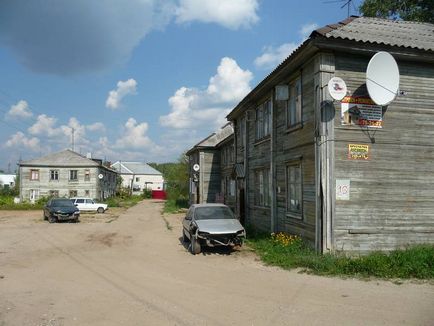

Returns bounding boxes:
[255,99,272,141]
[50,170,59,181]
[69,170,78,181]
[30,169,39,181]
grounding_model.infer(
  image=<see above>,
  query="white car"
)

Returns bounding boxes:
[70,197,108,213]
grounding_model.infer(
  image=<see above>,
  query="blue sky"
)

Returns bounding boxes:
[0,0,361,171]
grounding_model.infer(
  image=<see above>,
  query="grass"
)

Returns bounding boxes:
[247,231,434,280]
[0,195,47,210]
[163,198,188,214]
[103,195,144,208]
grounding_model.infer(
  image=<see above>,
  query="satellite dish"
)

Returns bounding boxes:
[98,174,104,179]
[193,164,200,172]
[366,51,400,106]
[327,77,347,101]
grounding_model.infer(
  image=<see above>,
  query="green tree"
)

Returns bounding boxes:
[360,0,434,23]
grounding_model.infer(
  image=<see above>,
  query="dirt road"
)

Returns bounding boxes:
[1,200,433,325]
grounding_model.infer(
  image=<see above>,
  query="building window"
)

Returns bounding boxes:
[69,170,78,181]
[49,190,59,197]
[84,169,90,181]
[254,169,270,207]
[85,190,90,196]
[69,190,78,197]
[239,116,246,148]
[50,170,59,181]
[135,177,140,182]
[30,169,39,181]
[286,162,302,217]
[256,99,272,140]
[287,77,302,128]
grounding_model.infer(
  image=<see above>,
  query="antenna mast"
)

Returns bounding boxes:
[71,127,75,152]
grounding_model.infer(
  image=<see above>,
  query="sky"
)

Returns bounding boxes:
[0,0,361,171]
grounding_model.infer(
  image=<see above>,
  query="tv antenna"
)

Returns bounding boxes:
[323,0,357,17]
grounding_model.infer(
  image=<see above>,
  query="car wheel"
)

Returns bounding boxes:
[182,229,189,243]
[97,207,104,214]
[48,214,57,224]
[190,235,201,255]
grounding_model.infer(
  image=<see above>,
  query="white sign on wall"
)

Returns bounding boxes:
[336,179,350,201]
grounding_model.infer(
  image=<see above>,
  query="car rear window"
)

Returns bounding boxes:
[194,207,234,220]
[53,199,75,207]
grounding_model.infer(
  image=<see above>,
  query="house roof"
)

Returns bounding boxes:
[227,16,434,120]
[111,161,162,175]
[19,149,100,167]
[186,123,234,155]
[313,16,434,52]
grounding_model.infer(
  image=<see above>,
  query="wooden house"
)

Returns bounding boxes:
[225,16,434,253]
[19,149,117,202]
[186,123,235,209]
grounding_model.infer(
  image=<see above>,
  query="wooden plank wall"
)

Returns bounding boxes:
[274,59,317,242]
[333,52,434,253]
[199,150,221,203]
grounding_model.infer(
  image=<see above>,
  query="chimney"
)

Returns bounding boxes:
[86,152,92,159]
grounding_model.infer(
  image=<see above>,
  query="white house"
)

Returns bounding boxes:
[111,162,164,193]
[0,174,16,188]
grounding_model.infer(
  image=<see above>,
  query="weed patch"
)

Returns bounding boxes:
[247,231,434,280]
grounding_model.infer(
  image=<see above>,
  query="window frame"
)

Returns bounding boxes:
[286,161,303,219]
[69,170,78,181]
[255,98,272,141]
[49,169,59,181]
[286,76,302,129]
[254,168,271,207]
[30,169,39,181]
[84,169,90,181]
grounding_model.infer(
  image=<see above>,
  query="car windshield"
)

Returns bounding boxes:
[194,206,235,220]
[52,199,75,207]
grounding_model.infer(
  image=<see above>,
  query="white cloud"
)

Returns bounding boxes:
[28,114,61,137]
[254,22,319,70]
[160,57,252,129]
[6,100,33,119]
[254,43,298,70]
[299,23,319,40]
[106,79,137,110]
[5,132,40,151]
[115,118,160,152]
[86,122,106,132]
[175,0,259,29]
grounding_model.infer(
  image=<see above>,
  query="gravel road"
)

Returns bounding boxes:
[1,200,433,326]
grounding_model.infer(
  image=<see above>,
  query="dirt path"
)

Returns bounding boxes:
[1,200,433,325]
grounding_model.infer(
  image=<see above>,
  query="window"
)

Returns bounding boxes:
[254,169,270,207]
[69,170,78,181]
[286,77,302,128]
[286,162,302,216]
[85,199,93,204]
[84,169,90,181]
[256,99,272,140]
[49,190,59,197]
[30,169,39,181]
[69,190,78,197]
[85,190,90,196]
[135,177,140,182]
[76,199,85,204]
[50,170,59,181]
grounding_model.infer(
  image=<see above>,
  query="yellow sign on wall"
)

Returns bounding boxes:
[348,144,369,160]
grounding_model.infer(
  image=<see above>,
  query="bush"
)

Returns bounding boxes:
[143,189,152,199]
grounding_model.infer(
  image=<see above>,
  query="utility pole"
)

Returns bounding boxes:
[71,127,75,152]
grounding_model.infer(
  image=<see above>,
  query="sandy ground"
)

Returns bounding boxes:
[0,200,433,326]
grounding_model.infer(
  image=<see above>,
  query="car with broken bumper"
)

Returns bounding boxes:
[43,198,80,223]
[182,203,245,254]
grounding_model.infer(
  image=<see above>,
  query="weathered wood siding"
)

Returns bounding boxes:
[333,52,434,253]
[218,139,236,210]
[274,58,317,242]
[199,150,221,203]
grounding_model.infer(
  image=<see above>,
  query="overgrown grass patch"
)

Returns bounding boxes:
[247,231,434,280]
[163,198,188,214]
[103,195,144,208]
[0,195,47,210]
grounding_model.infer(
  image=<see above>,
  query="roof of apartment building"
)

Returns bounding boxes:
[19,149,102,167]
[186,122,234,155]
[227,16,434,120]
[111,162,162,175]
